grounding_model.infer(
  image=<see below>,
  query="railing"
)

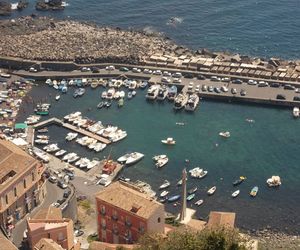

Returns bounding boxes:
[111,214,118,221]
[125,220,132,227]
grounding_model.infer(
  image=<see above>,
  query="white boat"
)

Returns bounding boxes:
[32,147,49,162]
[68,154,79,163]
[159,180,170,190]
[55,149,66,157]
[87,159,100,169]
[185,94,200,111]
[174,93,189,110]
[160,190,169,197]
[88,141,98,150]
[65,132,78,141]
[45,79,52,85]
[106,88,115,100]
[125,152,144,165]
[156,86,168,101]
[36,135,49,140]
[79,158,91,168]
[93,143,106,152]
[25,115,41,125]
[207,186,217,195]
[119,91,125,98]
[266,176,281,187]
[101,91,107,99]
[161,137,176,145]
[113,91,120,99]
[117,153,131,163]
[132,90,137,96]
[145,85,160,100]
[35,139,49,145]
[189,167,208,178]
[153,154,167,161]
[43,144,59,153]
[195,199,204,206]
[156,157,169,168]
[63,152,76,161]
[293,107,299,118]
[128,80,137,90]
[55,94,61,101]
[232,190,240,198]
[109,130,127,142]
[219,131,230,138]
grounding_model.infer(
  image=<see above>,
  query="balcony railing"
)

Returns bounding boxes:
[111,214,118,221]
[100,209,106,215]
[125,220,132,227]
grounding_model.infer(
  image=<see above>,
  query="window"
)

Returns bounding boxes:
[5,194,8,204]
[157,217,161,223]
[48,233,51,238]
[14,187,17,197]
[23,179,27,189]
[139,222,145,234]
[100,205,106,215]
[32,172,35,182]
[112,210,118,220]
[58,232,64,241]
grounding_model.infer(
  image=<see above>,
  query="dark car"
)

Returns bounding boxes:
[231,88,237,94]
[270,82,280,88]
[214,87,221,93]
[240,89,247,96]
[119,67,129,72]
[63,189,71,198]
[284,84,296,90]
[57,180,68,189]
[66,172,75,180]
[232,79,243,84]
[91,67,100,73]
[57,198,67,205]
[294,96,300,101]
[183,73,194,79]
[43,170,50,179]
[197,74,206,80]
[276,94,286,100]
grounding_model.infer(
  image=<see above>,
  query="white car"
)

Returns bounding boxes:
[172,72,182,78]
[162,77,171,83]
[221,77,230,82]
[248,79,257,85]
[153,70,162,75]
[173,78,182,83]
[132,67,142,73]
[211,76,221,81]
[29,67,38,72]
[143,69,153,74]
[195,85,200,93]
[105,65,115,71]
[163,71,172,77]
[80,67,91,72]
[221,86,229,92]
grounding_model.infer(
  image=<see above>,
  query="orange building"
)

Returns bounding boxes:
[96,181,165,244]
[27,207,80,250]
[0,139,46,236]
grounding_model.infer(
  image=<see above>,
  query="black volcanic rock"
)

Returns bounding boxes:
[17,0,29,10]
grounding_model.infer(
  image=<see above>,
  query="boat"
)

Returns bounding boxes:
[185,94,200,111]
[187,193,195,201]
[43,143,59,153]
[110,130,127,142]
[34,139,49,145]
[232,176,246,186]
[117,153,132,163]
[87,159,100,169]
[176,177,187,186]
[189,167,208,178]
[207,186,217,195]
[232,190,240,198]
[167,195,181,202]
[125,152,144,165]
[45,79,52,85]
[250,186,258,197]
[188,187,198,195]
[68,154,80,163]
[61,86,68,93]
[119,91,125,98]
[156,86,168,101]
[195,199,204,206]
[159,180,170,190]
[63,152,76,161]
[106,88,115,100]
[159,197,167,203]
[37,128,48,133]
[219,131,230,138]
[140,81,148,89]
[118,98,124,107]
[65,132,78,141]
[145,85,160,100]
[32,147,49,163]
[293,107,299,118]
[155,156,169,168]
[173,93,189,110]
[91,80,99,89]
[36,135,49,140]
[153,155,167,161]
[161,137,176,145]
[128,81,137,90]
[266,176,281,187]
[160,190,169,197]
[105,101,112,108]
[127,91,133,99]
[93,143,106,152]
[55,94,61,101]
[55,149,66,157]
[132,90,137,96]
[97,102,104,109]
[167,85,178,101]
[101,91,107,99]
[25,115,41,125]
[35,107,49,116]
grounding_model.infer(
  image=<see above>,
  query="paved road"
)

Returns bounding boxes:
[12,181,63,249]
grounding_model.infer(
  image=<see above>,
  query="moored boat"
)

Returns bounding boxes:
[155,156,169,168]
[160,190,169,197]
[219,131,230,138]
[159,180,170,190]
[195,199,204,206]
[167,85,177,101]
[189,167,207,178]
[167,194,180,202]
[232,176,246,186]
[97,102,104,109]
[185,94,200,111]
[125,152,144,165]
[161,137,176,145]
[55,149,66,157]
[157,86,168,101]
[146,85,160,100]
[232,190,240,198]
[207,186,217,195]
[266,176,281,187]
[55,94,61,101]
[250,186,258,197]
[293,107,299,118]
[187,193,195,201]
[188,187,198,195]
[174,93,188,110]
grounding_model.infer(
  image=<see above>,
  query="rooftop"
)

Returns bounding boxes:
[33,207,62,220]
[0,139,37,192]
[96,181,163,219]
[0,233,18,250]
[34,238,64,250]
[207,211,236,229]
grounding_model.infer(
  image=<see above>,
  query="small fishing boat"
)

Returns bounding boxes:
[195,199,204,206]
[232,190,240,198]
[159,197,167,203]
[187,193,195,201]
[293,107,299,118]
[159,180,170,190]
[105,101,112,108]
[207,186,217,195]
[188,187,198,195]
[176,177,187,186]
[250,186,258,197]
[55,94,61,101]
[167,194,181,202]
[160,190,169,197]
[55,149,66,157]
[266,176,281,187]
[97,102,104,109]
[232,176,246,186]
[127,91,133,99]
[36,135,49,140]
[125,152,144,165]
[155,156,169,168]
[219,131,230,138]
[34,139,49,145]
[161,137,176,145]
[37,128,48,133]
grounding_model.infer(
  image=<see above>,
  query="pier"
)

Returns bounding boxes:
[34,117,111,144]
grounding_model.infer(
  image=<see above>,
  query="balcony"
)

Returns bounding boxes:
[125,220,132,227]
[100,209,106,216]
[111,214,118,221]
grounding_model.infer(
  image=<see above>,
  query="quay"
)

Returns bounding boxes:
[33,117,111,144]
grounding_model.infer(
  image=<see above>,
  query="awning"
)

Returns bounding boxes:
[14,123,28,129]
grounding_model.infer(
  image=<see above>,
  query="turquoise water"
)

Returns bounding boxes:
[17,84,300,233]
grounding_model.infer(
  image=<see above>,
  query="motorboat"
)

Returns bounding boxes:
[207,186,217,195]
[167,85,177,101]
[167,195,181,202]
[55,149,66,157]
[97,102,104,109]
[32,147,49,163]
[232,190,240,198]
[140,81,148,89]
[161,137,176,145]
[68,154,80,163]
[250,186,258,197]
[63,152,76,161]
[266,176,281,187]
[132,90,137,96]
[36,135,49,140]
[128,80,137,90]
[174,93,188,110]
[159,197,167,203]
[159,180,170,190]
[232,176,246,186]
[155,156,169,168]
[65,132,78,141]
[145,85,160,100]
[293,107,299,118]
[185,94,200,111]
[88,141,98,150]
[87,159,100,170]
[195,199,204,206]
[106,88,115,100]
[101,91,107,99]
[45,79,52,85]
[118,98,124,108]
[189,167,208,178]
[187,193,195,201]
[176,177,187,186]
[119,91,125,98]
[43,144,59,153]
[219,131,230,138]
[113,91,120,99]
[93,143,106,152]
[127,91,133,99]
[117,153,131,163]
[105,100,112,108]
[79,158,91,168]
[25,115,41,125]
[125,152,144,165]
[188,187,198,195]
[156,86,168,101]
[160,190,169,198]
[35,139,49,145]
[110,130,127,142]
[37,128,48,133]
[55,94,61,101]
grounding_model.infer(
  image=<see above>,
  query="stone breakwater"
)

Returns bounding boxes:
[0,16,176,64]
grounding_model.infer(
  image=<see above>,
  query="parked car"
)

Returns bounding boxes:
[119,67,129,72]
[153,70,162,75]
[258,81,269,87]
[231,88,237,94]
[195,85,200,93]
[143,68,152,74]
[221,86,228,92]
[65,172,75,180]
[276,94,286,100]
[183,73,194,79]
[51,202,60,208]
[63,189,71,198]
[221,77,230,82]
[29,67,38,73]
[74,230,84,237]
[57,198,67,205]
[80,67,90,72]
[105,65,115,71]
[49,176,57,184]
[240,89,247,96]
[57,180,68,189]
[248,79,257,85]
[91,67,100,73]
[132,67,141,73]
[201,85,207,91]
[163,71,171,77]
[197,74,206,80]
[208,86,214,92]
[232,79,243,84]
[161,77,171,83]
[214,87,221,93]
[173,78,181,83]
[211,76,221,81]
[270,82,280,88]
[284,84,295,90]
[172,72,182,78]
[293,96,300,101]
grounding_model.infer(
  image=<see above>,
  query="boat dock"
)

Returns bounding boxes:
[34,117,111,144]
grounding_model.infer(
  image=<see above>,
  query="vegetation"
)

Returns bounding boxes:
[135,227,246,250]
[87,233,98,243]
[78,199,91,210]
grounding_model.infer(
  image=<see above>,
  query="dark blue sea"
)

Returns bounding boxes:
[8,0,300,234]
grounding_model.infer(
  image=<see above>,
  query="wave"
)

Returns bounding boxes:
[11,3,18,10]
[166,16,184,26]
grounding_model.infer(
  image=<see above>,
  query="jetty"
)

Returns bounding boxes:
[34,117,111,144]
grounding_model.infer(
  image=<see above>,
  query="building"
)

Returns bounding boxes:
[34,238,65,250]
[0,232,18,250]
[0,139,46,236]
[27,207,80,250]
[95,181,165,244]
[207,211,236,229]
